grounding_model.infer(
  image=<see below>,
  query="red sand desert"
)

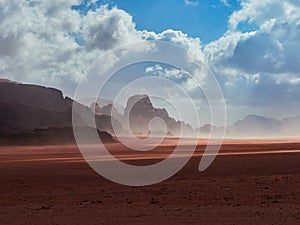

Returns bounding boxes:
[1,138,300,224]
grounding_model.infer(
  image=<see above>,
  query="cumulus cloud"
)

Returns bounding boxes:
[0,0,81,84]
[141,29,204,64]
[0,1,204,95]
[82,6,140,50]
[203,0,300,119]
[0,1,145,90]
[229,0,300,30]
[206,0,300,79]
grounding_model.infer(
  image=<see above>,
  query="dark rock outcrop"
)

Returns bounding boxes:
[0,81,72,112]
[0,127,115,146]
[0,79,116,142]
[124,95,195,136]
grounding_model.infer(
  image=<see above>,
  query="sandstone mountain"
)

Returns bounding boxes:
[0,79,115,143]
[1,78,299,139]
[228,114,300,138]
[124,95,195,137]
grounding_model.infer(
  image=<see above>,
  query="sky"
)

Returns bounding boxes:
[73,0,242,43]
[1,0,300,125]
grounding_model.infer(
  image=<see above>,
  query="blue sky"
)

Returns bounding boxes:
[73,0,242,43]
[109,0,240,43]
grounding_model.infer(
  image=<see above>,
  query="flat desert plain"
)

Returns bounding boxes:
[1,138,300,225]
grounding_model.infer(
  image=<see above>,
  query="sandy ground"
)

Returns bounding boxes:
[0,138,300,225]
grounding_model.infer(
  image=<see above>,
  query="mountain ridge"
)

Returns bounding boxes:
[1,78,299,138]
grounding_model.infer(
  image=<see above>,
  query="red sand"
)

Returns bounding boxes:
[1,139,300,224]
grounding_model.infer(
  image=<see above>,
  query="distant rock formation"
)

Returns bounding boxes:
[0,79,117,142]
[91,102,124,126]
[229,115,281,137]
[197,124,229,138]
[280,115,300,137]
[124,95,195,137]
[0,78,18,84]
[0,81,72,112]
[1,78,299,139]
[0,102,75,134]
[228,114,300,138]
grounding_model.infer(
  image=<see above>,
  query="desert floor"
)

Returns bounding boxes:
[1,138,300,225]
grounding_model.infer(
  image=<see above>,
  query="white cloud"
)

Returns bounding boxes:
[0,0,82,84]
[203,0,300,118]
[229,0,300,30]
[82,6,141,50]
[0,2,146,91]
[206,1,300,77]
[220,0,230,8]
[290,78,300,85]
[145,64,189,80]
[0,1,205,94]
[184,0,199,7]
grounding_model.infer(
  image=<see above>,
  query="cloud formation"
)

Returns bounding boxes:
[1,0,300,122]
[204,0,300,118]
[0,1,203,92]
